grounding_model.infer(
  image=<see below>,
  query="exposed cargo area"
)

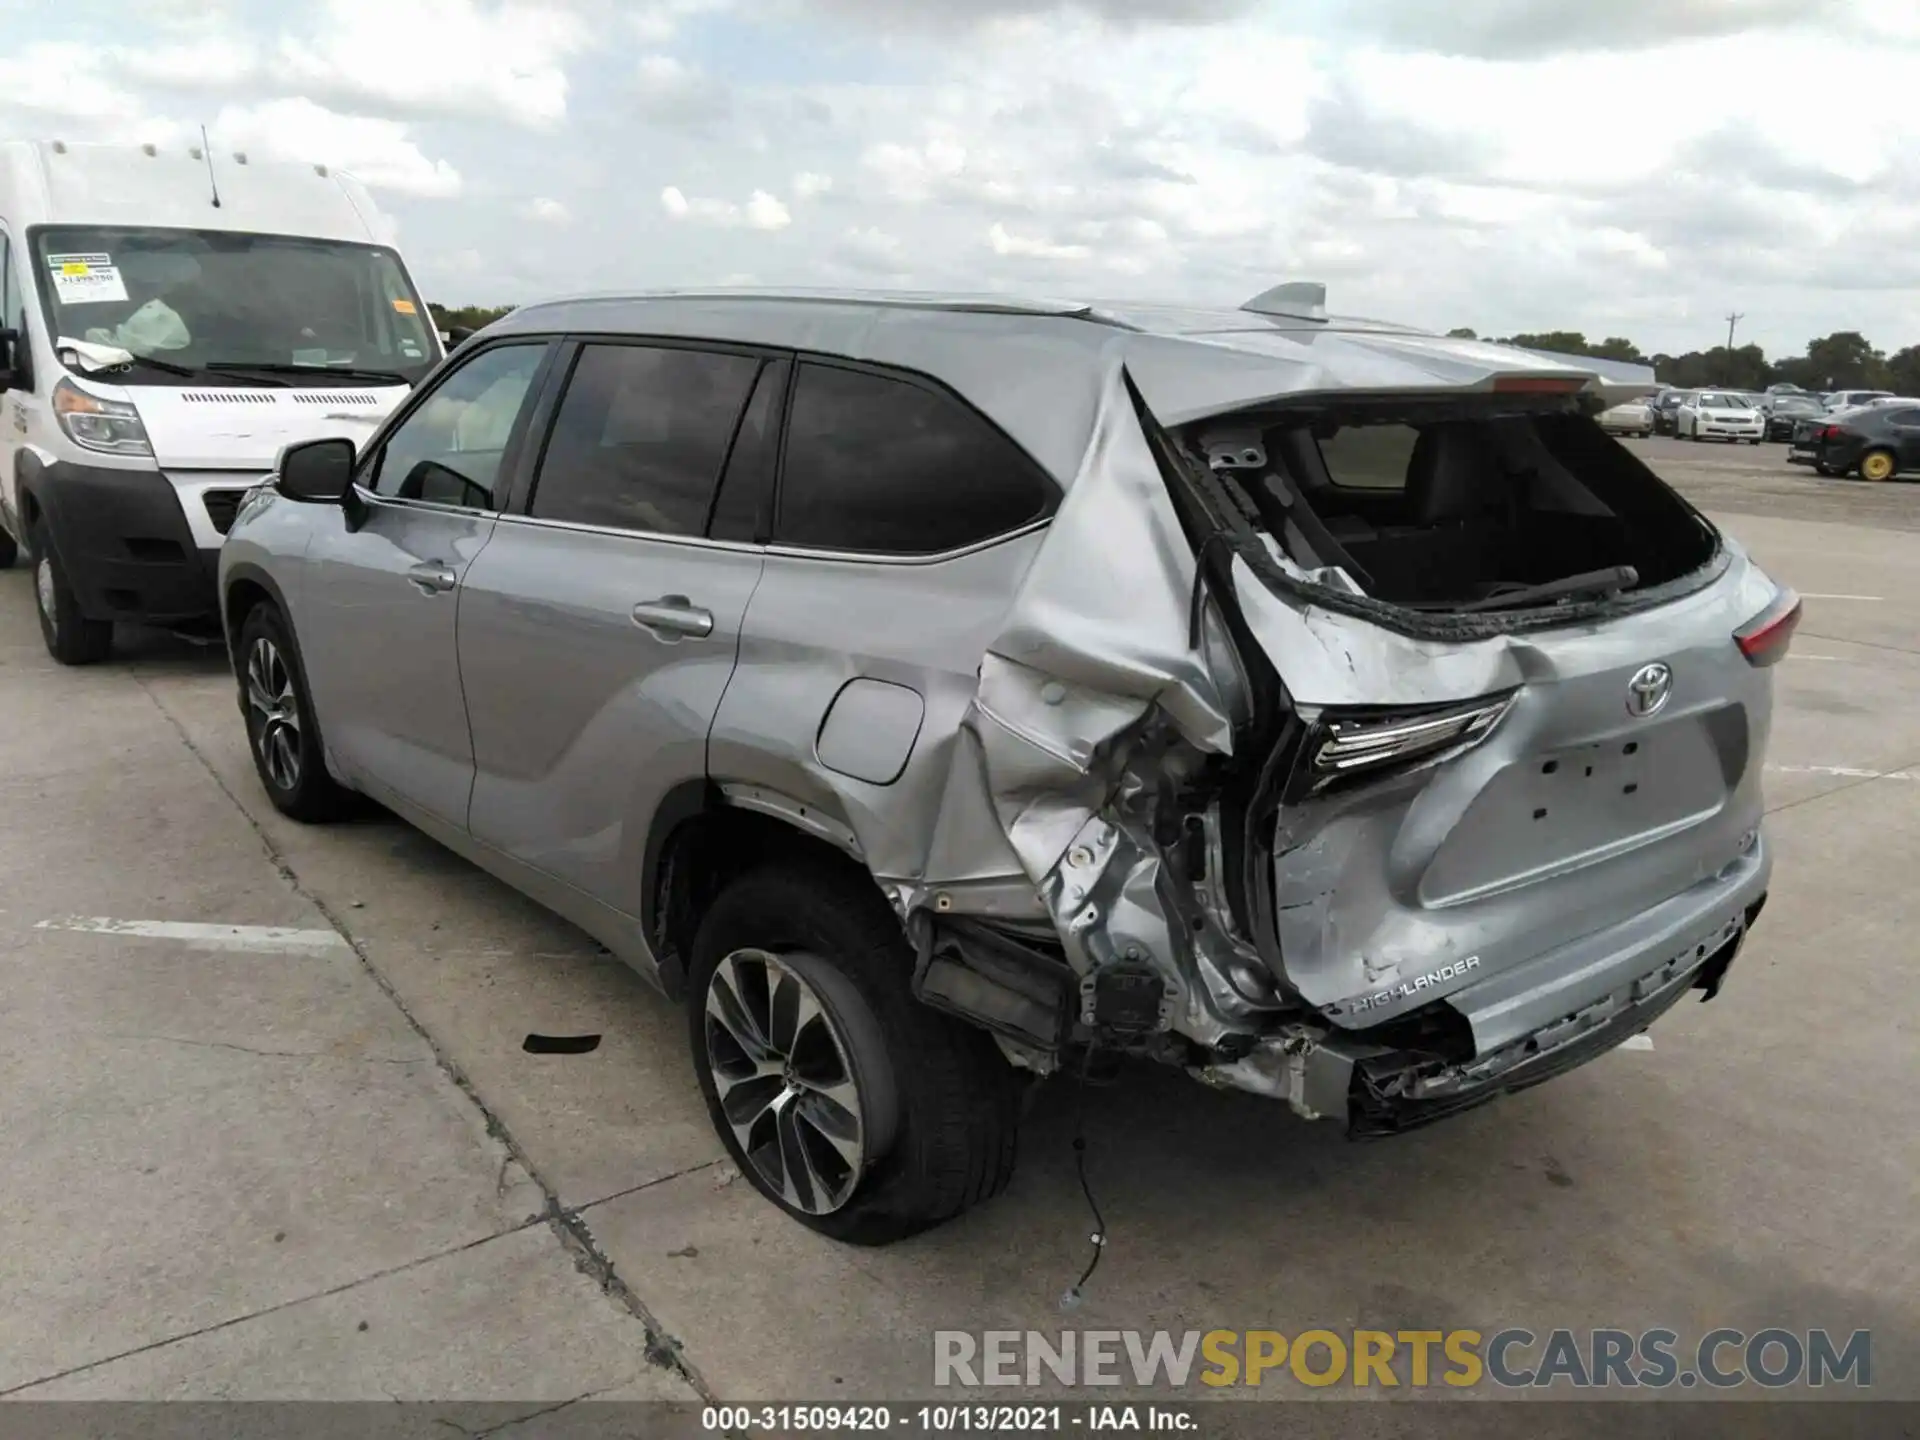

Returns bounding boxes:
[1190,402,1722,615]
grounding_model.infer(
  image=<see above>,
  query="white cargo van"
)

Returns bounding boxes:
[0,139,443,663]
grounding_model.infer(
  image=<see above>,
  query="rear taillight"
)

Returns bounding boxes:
[1298,692,1517,797]
[1735,589,1801,667]
[1819,424,1846,441]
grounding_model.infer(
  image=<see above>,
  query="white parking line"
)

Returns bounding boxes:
[1797,594,1883,602]
[1789,654,1844,662]
[1617,1035,1655,1052]
[1766,764,1919,782]
[33,917,348,952]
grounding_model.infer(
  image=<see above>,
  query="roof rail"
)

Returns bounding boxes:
[1240,281,1327,323]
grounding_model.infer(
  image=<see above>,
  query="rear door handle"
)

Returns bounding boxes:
[631,595,714,640]
[407,561,458,595]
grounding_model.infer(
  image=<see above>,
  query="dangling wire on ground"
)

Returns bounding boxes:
[1059,1043,1108,1311]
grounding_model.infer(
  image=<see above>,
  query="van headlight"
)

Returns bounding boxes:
[53,378,153,457]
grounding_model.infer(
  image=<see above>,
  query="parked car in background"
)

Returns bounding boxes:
[1822,389,1892,412]
[1677,391,1765,443]
[1788,401,1920,480]
[1598,398,1655,437]
[1651,389,1690,435]
[216,284,1787,1240]
[1765,392,1825,441]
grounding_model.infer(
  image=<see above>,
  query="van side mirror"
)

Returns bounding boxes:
[276,436,357,504]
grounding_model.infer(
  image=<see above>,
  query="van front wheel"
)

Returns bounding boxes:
[31,522,113,665]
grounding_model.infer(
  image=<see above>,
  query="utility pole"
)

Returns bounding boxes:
[1725,312,1744,351]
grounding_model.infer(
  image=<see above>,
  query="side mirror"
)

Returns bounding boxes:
[276,436,357,504]
[0,327,19,394]
[446,325,476,348]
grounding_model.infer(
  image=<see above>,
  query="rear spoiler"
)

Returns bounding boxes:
[1510,348,1659,404]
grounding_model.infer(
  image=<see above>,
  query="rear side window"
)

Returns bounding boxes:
[1316,423,1419,490]
[775,362,1055,555]
[1886,408,1920,425]
[531,343,760,536]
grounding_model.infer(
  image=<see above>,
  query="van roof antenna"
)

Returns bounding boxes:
[199,125,223,209]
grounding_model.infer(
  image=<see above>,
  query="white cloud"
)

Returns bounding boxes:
[629,0,734,43]
[794,171,835,199]
[744,190,792,230]
[660,184,791,230]
[632,53,734,126]
[275,0,587,128]
[211,98,462,198]
[987,223,1091,261]
[522,196,571,223]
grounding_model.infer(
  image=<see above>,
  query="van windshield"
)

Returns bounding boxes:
[31,225,437,386]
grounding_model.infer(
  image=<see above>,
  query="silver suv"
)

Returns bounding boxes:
[219,286,1795,1244]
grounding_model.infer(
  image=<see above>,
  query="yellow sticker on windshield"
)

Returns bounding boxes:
[61,262,90,276]
[392,298,417,314]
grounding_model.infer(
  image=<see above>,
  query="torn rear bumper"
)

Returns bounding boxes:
[1195,844,1768,1134]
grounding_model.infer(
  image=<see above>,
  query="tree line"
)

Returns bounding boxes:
[1445,326,1920,395]
[427,303,516,334]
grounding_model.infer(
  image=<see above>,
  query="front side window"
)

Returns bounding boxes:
[370,343,547,510]
[775,362,1055,555]
[528,343,761,536]
[30,225,438,386]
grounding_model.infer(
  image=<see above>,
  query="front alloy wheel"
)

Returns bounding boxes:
[704,948,871,1215]
[235,603,350,822]
[246,634,303,792]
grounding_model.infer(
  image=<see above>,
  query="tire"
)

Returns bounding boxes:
[237,603,352,822]
[1814,462,1838,477]
[687,863,1020,1245]
[30,521,113,665]
[1859,448,1897,482]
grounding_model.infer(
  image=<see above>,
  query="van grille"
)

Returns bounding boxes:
[175,391,384,405]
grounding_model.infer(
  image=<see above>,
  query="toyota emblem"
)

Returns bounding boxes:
[1626,662,1673,718]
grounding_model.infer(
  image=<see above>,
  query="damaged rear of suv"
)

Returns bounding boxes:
[899,285,1788,1195]
[225,282,1792,1244]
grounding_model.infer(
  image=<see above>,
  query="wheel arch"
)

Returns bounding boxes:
[221,561,293,668]
[644,778,880,1002]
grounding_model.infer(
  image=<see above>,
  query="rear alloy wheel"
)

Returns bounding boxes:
[1859,448,1897,482]
[687,864,1020,1244]
[30,521,113,666]
[238,604,351,822]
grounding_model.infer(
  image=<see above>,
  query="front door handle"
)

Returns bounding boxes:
[631,595,714,640]
[407,561,458,595]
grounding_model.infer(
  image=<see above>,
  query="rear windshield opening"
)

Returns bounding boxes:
[1188,408,1719,615]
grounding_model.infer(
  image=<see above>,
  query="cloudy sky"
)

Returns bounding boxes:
[5,0,1919,358]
